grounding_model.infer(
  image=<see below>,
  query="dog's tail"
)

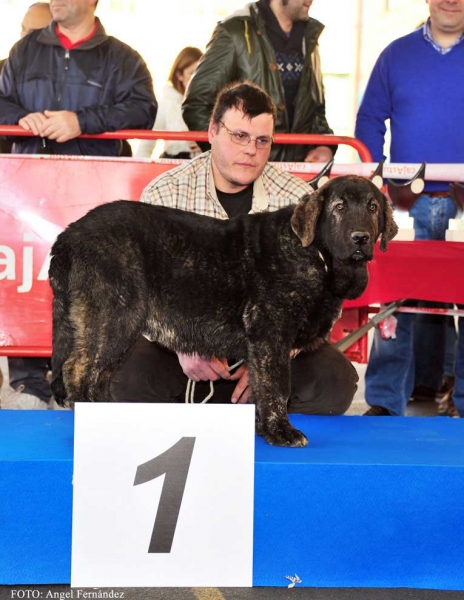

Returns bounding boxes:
[49,237,74,407]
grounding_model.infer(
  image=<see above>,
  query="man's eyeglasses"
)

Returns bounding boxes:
[219,121,273,149]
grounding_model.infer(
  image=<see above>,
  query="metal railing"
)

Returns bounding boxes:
[0,126,373,163]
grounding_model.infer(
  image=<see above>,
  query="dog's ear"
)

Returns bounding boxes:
[379,191,399,251]
[290,190,325,247]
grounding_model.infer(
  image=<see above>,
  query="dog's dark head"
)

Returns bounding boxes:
[290,175,398,261]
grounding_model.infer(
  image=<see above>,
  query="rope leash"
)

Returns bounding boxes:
[185,359,244,404]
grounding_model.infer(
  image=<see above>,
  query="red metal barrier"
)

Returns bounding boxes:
[0,129,373,361]
[0,126,373,163]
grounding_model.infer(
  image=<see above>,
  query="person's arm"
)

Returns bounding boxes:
[1,45,157,143]
[303,46,336,161]
[140,175,174,205]
[0,52,30,125]
[182,24,238,133]
[355,50,392,162]
[0,51,51,147]
[75,49,157,135]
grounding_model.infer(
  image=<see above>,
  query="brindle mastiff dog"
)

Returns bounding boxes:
[49,175,397,447]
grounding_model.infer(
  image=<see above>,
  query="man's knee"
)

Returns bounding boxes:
[110,337,185,402]
[288,343,358,415]
[327,350,358,413]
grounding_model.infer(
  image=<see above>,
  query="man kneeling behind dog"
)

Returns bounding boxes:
[111,82,359,414]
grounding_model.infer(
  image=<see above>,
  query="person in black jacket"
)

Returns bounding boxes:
[0,4,53,409]
[0,2,52,154]
[0,0,156,156]
[0,0,156,410]
[183,0,335,163]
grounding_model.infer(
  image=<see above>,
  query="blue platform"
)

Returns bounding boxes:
[0,411,463,589]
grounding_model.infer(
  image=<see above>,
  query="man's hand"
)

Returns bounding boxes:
[18,112,48,136]
[229,363,250,404]
[177,353,231,382]
[304,145,333,163]
[40,110,82,143]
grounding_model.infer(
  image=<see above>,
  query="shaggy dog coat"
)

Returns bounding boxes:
[49,175,398,447]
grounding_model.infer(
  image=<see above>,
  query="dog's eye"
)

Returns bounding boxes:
[369,203,378,212]
[335,203,344,212]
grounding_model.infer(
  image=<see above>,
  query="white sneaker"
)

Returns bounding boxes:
[1,385,49,410]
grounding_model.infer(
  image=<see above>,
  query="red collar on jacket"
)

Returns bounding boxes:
[55,21,98,50]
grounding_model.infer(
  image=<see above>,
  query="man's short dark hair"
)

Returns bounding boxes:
[211,81,277,127]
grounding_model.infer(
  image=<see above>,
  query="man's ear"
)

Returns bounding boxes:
[208,119,218,144]
[379,192,399,251]
[290,189,325,247]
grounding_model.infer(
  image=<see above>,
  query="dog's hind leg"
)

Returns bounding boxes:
[50,293,75,407]
[248,341,308,448]
[49,250,75,407]
[62,293,146,405]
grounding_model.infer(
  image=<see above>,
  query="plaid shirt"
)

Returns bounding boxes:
[423,18,464,55]
[140,151,313,218]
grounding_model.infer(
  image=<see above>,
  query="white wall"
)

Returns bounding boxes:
[0,0,431,163]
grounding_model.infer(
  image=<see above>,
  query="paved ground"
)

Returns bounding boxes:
[0,586,463,600]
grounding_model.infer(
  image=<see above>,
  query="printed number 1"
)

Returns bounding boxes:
[134,437,196,553]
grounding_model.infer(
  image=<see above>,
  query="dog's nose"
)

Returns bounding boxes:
[351,231,370,246]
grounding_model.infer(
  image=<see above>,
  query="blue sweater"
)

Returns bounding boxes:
[355,29,464,190]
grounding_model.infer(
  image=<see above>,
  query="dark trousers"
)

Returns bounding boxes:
[8,357,51,402]
[110,337,358,415]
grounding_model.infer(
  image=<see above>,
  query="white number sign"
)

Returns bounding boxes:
[71,403,255,587]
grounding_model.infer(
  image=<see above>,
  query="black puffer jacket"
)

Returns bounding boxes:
[182,2,333,162]
[0,19,156,156]
[0,58,11,154]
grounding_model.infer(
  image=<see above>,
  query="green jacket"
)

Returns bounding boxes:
[182,2,334,162]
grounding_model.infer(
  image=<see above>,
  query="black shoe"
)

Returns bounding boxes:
[410,384,438,403]
[363,405,391,416]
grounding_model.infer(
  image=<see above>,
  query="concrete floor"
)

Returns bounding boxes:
[0,586,463,600]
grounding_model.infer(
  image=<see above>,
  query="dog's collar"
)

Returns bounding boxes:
[317,250,329,273]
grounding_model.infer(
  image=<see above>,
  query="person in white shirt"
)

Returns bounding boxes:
[136,46,203,159]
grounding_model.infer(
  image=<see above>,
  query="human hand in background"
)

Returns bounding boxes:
[304,145,333,163]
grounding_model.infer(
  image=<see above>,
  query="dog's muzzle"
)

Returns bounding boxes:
[350,231,372,261]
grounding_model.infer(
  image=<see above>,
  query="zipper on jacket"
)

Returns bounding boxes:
[57,49,70,105]
[244,21,252,54]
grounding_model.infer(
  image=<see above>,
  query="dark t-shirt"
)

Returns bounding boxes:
[216,184,254,218]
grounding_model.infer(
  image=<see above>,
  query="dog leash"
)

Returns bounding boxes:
[185,359,244,404]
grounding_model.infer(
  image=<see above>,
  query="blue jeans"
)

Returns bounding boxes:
[413,300,455,389]
[365,194,458,415]
[452,307,464,416]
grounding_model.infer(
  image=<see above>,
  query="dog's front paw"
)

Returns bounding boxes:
[262,420,309,448]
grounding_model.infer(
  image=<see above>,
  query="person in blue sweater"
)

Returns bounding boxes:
[355,0,464,418]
